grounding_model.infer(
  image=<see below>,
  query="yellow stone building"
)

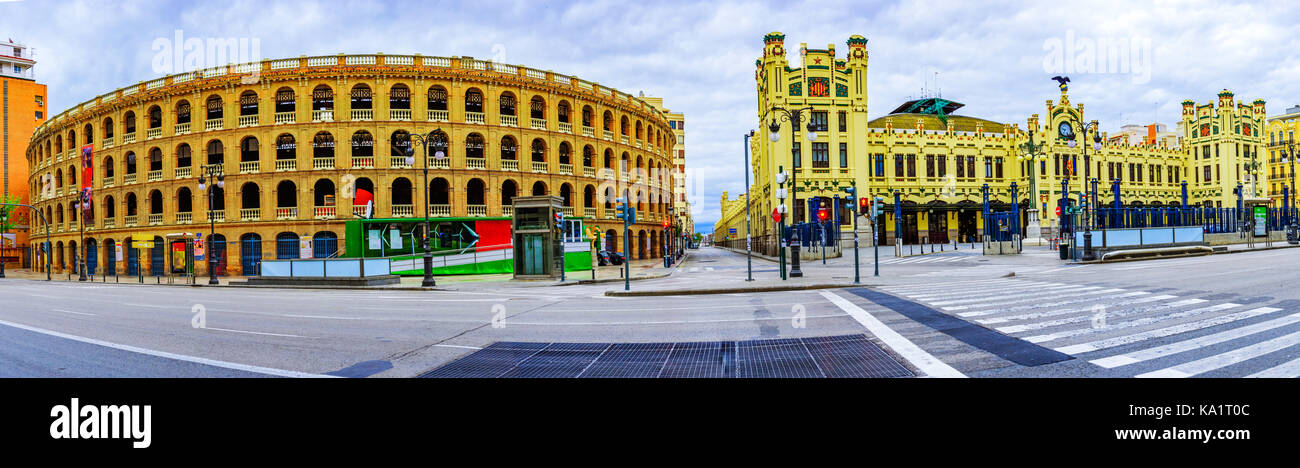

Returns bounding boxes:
[27,53,679,276]
[1265,105,1300,209]
[716,32,1266,250]
[644,96,693,237]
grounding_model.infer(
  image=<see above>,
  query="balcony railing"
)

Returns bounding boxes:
[467,204,487,217]
[499,115,518,127]
[238,115,259,128]
[467,158,487,170]
[559,122,572,134]
[502,205,514,218]
[621,136,629,145]
[275,159,297,172]
[275,111,296,124]
[603,130,613,141]
[429,204,451,217]
[148,213,163,225]
[352,205,368,218]
[176,166,194,181]
[390,156,411,169]
[428,109,449,122]
[103,218,115,229]
[392,204,413,217]
[352,156,374,169]
[465,112,485,124]
[174,122,191,135]
[275,207,297,220]
[563,207,575,217]
[176,212,193,224]
[68,221,78,231]
[122,132,136,144]
[123,173,137,185]
[351,109,373,121]
[390,109,411,121]
[102,137,114,149]
[147,128,162,140]
[204,118,223,131]
[584,207,596,218]
[559,163,573,175]
[531,118,547,130]
[583,167,595,177]
[102,176,114,187]
[583,126,594,137]
[312,110,334,122]
[209,210,225,223]
[240,208,260,221]
[147,170,163,182]
[500,159,518,171]
[313,157,335,170]
[531,161,548,173]
[429,157,450,169]
[314,206,336,219]
[240,161,259,174]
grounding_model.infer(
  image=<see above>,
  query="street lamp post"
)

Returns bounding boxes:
[76,190,88,281]
[775,168,788,280]
[407,129,445,287]
[743,131,754,281]
[1016,128,1049,243]
[1288,138,1298,242]
[762,105,819,279]
[198,165,225,285]
[1059,114,1102,260]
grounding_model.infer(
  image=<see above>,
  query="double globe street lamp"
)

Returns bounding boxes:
[197,165,225,285]
[1058,115,1102,260]
[406,129,446,288]
[762,106,819,279]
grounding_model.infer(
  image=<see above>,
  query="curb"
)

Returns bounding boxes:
[1074,242,1300,264]
[604,283,867,297]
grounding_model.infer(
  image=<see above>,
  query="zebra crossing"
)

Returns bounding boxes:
[878,254,978,265]
[876,278,1300,377]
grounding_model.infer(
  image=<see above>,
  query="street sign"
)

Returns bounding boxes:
[131,240,154,249]
[772,207,781,223]
[1055,206,1061,216]
[729,228,737,234]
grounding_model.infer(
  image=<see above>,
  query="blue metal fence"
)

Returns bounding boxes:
[1091,206,1297,233]
[783,220,842,248]
[984,211,1020,242]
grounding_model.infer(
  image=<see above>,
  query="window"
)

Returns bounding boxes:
[926,154,935,178]
[1040,160,1046,176]
[874,154,884,177]
[937,155,946,178]
[35,95,44,106]
[792,142,801,168]
[966,156,975,178]
[894,154,904,177]
[956,154,965,178]
[809,112,828,132]
[906,155,916,178]
[839,143,848,168]
[35,111,43,119]
[984,157,993,178]
[811,142,829,168]
[838,112,847,132]
[1054,154,1060,176]
[995,157,1003,179]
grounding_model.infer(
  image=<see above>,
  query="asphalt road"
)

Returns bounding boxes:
[2,244,1299,378]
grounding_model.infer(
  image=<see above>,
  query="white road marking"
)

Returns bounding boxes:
[1054,307,1282,355]
[50,309,97,316]
[1248,356,1300,377]
[432,344,483,350]
[940,287,1114,311]
[966,291,1155,319]
[819,290,964,378]
[1025,301,1236,343]
[0,318,334,378]
[1092,311,1298,368]
[122,302,174,309]
[203,327,311,338]
[1137,327,1300,378]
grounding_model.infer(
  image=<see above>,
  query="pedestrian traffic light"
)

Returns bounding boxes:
[615,197,629,223]
[817,206,829,221]
[843,187,856,211]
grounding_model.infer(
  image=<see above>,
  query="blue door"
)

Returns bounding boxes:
[210,235,227,276]
[86,242,98,275]
[312,233,338,258]
[241,236,262,276]
[127,244,139,276]
[276,235,298,259]
[150,236,165,276]
[103,241,116,276]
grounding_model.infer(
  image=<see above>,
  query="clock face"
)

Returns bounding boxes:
[1058,122,1075,140]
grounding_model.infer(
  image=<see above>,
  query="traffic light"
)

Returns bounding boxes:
[843,187,856,211]
[873,196,885,217]
[615,197,636,224]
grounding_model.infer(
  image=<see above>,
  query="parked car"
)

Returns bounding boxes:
[598,250,625,266]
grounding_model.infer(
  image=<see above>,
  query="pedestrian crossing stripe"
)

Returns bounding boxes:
[1248,356,1300,377]
[934,286,1109,309]
[963,291,1153,319]
[1054,306,1283,355]
[1091,312,1300,369]
[879,256,970,264]
[980,294,1171,326]
[1024,302,1240,343]
[1137,325,1300,378]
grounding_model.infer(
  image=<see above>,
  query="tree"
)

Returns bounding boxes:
[0,194,20,248]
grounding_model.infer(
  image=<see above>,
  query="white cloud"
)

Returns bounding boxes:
[5,0,1298,233]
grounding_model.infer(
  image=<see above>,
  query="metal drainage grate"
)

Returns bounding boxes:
[420,334,913,378]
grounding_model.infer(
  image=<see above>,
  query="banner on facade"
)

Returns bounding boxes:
[80,144,94,210]
[299,237,313,259]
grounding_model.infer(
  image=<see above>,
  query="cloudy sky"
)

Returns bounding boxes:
[5,0,1299,232]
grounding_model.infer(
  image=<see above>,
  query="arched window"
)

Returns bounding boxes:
[532,181,547,196]
[276,180,297,209]
[429,178,450,205]
[276,134,296,160]
[313,179,335,207]
[312,85,334,111]
[560,183,572,207]
[276,232,299,259]
[350,84,372,110]
[103,117,114,139]
[207,140,224,166]
[500,136,517,160]
[123,111,136,135]
[104,195,115,219]
[103,156,115,178]
[603,111,613,131]
[558,142,571,164]
[149,190,163,214]
[621,116,629,136]
[501,180,517,207]
[275,88,295,113]
[83,123,94,144]
[351,131,374,157]
[208,183,225,211]
[429,130,449,158]
[584,185,596,210]
[391,130,411,157]
[239,91,258,116]
[499,92,516,116]
[312,232,339,258]
[389,84,410,110]
[125,151,137,174]
[604,149,614,169]
[465,133,485,159]
[148,148,162,172]
[147,106,162,129]
[313,132,334,159]
[636,120,643,140]
[175,100,191,125]
[177,187,193,213]
[465,88,483,113]
[241,183,260,209]
[427,85,448,111]
[466,179,486,205]
[529,96,545,119]
[558,101,571,124]
[205,96,223,120]
[241,136,259,162]
[391,178,413,207]
[531,139,546,162]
